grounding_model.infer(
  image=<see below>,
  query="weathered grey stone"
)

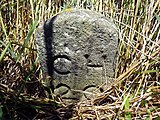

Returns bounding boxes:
[36,9,118,102]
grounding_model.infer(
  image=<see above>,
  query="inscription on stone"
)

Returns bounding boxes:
[36,9,118,102]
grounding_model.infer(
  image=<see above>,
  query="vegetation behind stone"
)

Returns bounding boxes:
[0,0,159,119]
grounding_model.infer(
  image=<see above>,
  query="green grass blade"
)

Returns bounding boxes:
[16,18,38,62]
[121,95,132,119]
[155,14,160,22]
[16,54,39,97]
[0,41,17,60]
[0,42,10,62]
[25,54,39,81]
[0,107,3,119]
[125,97,131,119]
[141,70,158,74]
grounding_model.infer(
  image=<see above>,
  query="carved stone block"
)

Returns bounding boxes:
[36,9,118,102]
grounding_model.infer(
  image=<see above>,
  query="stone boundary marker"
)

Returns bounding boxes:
[36,9,118,103]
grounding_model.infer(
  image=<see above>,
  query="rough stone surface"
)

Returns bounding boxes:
[36,9,118,102]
